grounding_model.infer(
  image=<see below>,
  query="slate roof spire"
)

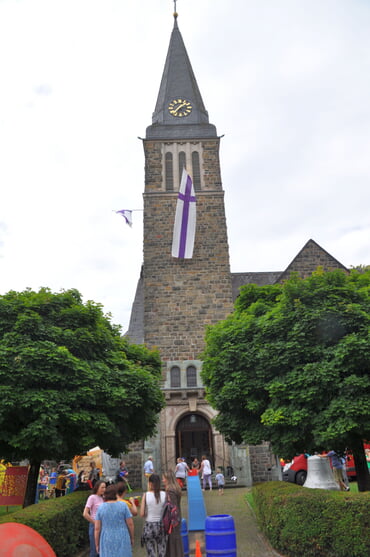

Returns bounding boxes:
[146,12,217,140]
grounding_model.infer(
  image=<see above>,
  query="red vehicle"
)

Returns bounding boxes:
[282,454,308,485]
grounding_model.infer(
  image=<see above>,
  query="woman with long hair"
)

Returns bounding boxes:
[140,473,167,557]
[162,470,184,557]
[83,480,106,557]
[94,484,134,557]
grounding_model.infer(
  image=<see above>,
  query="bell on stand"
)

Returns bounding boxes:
[303,455,339,490]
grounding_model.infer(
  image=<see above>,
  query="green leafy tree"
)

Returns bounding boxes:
[0,288,165,506]
[202,269,370,491]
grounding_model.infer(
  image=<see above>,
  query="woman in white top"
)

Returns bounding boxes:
[140,473,167,557]
[200,455,212,491]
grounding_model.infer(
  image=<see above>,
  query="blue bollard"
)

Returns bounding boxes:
[181,518,189,557]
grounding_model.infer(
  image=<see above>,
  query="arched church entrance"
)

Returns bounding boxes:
[176,413,214,466]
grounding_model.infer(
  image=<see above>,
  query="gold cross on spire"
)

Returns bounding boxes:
[173,0,178,18]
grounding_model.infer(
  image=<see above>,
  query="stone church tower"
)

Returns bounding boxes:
[143,15,233,362]
[126,13,348,485]
[127,13,239,477]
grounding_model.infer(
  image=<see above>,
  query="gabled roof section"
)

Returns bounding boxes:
[231,272,283,302]
[276,239,348,283]
[146,14,217,140]
[230,240,348,301]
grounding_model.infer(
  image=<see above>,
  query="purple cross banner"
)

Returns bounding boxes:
[116,209,133,227]
[171,169,196,258]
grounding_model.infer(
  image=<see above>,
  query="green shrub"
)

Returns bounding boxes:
[0,491,89,557]
[252,482,370,557]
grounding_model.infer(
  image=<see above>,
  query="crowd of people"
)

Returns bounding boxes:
[36,463,79,500]
[42,447,364,555]
[36,458,108,503]
[83,459,186,557]
[174,454,225,494]
[81,454,228,557]
[35,452,225,557]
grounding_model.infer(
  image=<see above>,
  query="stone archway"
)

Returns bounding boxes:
[175,413,214,466]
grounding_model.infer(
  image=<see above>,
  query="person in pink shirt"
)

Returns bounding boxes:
[83,480,106,557]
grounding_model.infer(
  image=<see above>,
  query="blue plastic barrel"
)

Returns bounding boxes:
[205,514,237,557]
[181,518,189,557]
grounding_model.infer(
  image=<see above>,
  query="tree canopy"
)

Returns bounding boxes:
[201,269,370,490]
[0,288,165,503]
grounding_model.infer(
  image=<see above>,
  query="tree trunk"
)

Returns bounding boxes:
[23,459,41,507]
[352,438,370,492]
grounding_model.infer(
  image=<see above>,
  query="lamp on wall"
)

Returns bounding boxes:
[190,414,197,424]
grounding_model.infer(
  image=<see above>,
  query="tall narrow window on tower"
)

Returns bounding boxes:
[192,151,201,191]
[170,366,181,388]
[186,365,197,387]
[179,151,186,178]
[171,168,197,259]
[165,152,174,191]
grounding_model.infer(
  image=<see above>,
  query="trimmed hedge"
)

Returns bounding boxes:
[0,491,89,557]
[251,482,370,557]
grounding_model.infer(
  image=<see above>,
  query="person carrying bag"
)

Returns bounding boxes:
[140,474,167,557]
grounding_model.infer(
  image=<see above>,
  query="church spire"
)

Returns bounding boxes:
[146,12,217,140]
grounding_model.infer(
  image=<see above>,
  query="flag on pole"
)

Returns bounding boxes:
[171,169,196,259]
[116,209,133,227]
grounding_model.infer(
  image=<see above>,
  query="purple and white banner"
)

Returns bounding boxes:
[171,169,196,259]
[116,209,133,227]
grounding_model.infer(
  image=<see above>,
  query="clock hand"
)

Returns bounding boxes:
[173,102,187,114]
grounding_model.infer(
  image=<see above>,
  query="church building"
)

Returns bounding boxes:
[125,12,347,486]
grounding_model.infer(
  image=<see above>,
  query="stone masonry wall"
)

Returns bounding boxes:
[201,140,222,191]
[249,442,281,482]
[142,138,234,361]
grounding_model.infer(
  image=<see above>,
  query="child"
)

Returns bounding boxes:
[215,468,225,495]
[55,470,67,497]
[117,481,138,516]
[116,460,132,492]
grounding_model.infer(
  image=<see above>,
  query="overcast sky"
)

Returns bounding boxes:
[1,0,369,332]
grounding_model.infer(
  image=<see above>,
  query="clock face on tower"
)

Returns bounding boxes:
[168,98,192,117]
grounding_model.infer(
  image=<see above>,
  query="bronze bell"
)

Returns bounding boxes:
[303,455,340,490]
